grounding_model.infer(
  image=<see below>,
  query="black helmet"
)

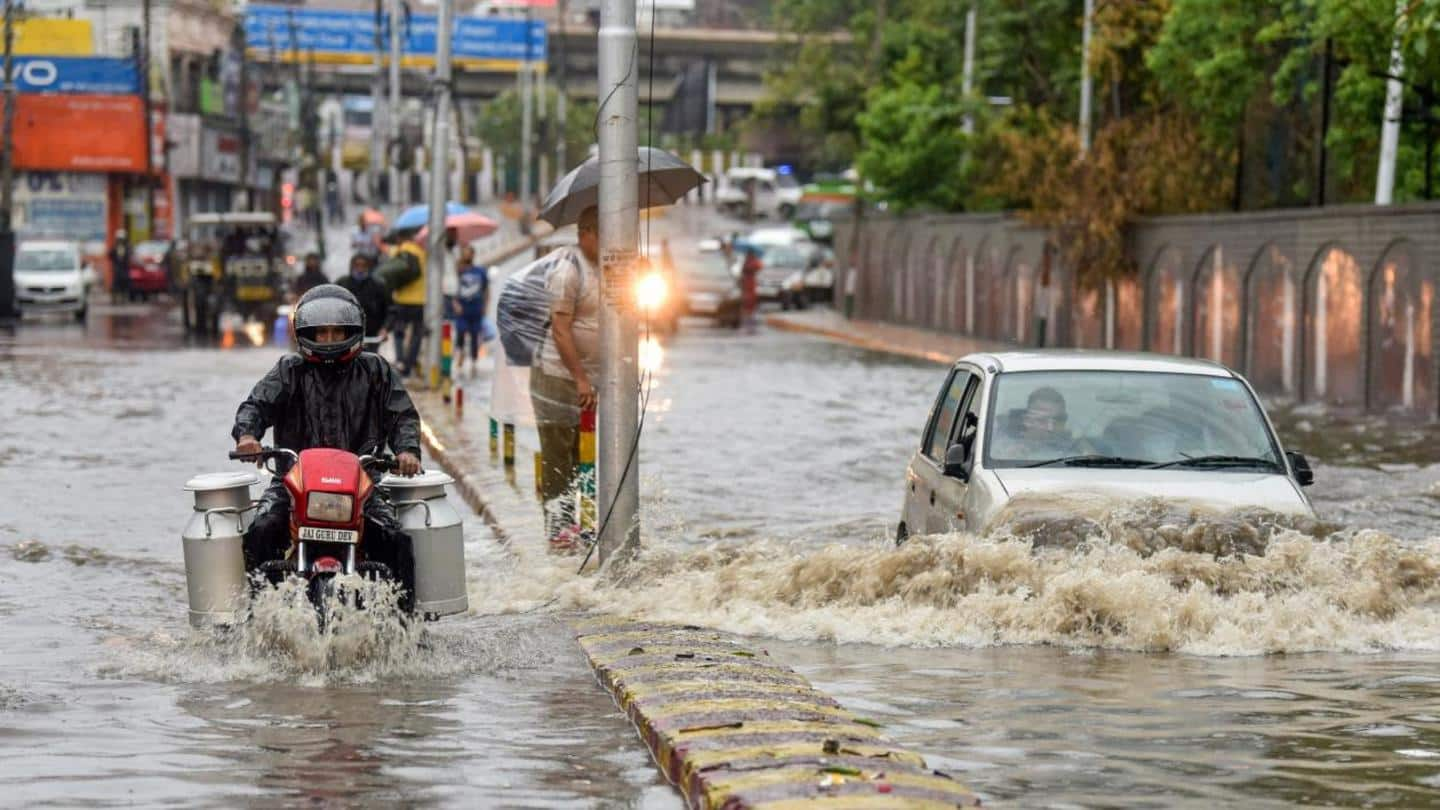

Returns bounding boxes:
[293,284,364,364]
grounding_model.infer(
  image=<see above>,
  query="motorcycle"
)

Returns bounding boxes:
[229,446,409,627]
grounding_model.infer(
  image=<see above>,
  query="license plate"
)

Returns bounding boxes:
[298,526,358,544]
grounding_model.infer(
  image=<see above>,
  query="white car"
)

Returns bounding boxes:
[897,351,1316,541]
[14,240,93,321]
[715,167,803,220]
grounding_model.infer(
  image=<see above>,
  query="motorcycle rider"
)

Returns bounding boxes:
[232,284,423,610]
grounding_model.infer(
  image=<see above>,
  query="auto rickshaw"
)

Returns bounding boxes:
[177,212,292,336]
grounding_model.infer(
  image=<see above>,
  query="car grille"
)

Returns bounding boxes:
[27,286,68,294]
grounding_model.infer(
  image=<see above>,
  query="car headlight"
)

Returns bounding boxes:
[306,492,354,522]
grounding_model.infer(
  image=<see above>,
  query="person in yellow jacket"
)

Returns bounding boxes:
[388,229,427,377]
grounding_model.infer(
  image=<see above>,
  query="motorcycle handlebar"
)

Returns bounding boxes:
[228,447,299,463]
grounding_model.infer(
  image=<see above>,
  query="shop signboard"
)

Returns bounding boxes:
[10,57,139,94]
[167,113,201,178]
[15,18,93,56]
[244,4,545,71]
[13,171,109,241]
[3,95,146,172]
[201,128,243,184]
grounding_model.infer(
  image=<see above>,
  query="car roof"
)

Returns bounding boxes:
[725,167,776,179]
[958,350,1234,377]
[744,227,809,244]
[190,211,276,226]
[19,240,77,251]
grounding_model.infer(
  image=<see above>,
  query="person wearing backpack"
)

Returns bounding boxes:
[529,206,601,550]
[384,228,427,377]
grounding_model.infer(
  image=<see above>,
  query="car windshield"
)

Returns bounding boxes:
[984,370,1281,470]
[682,252,733,281]
[134,241,168,260]
[764,246,809,268]
[16,248,75,272]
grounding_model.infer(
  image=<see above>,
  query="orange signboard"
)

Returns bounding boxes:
[3,95,147,172]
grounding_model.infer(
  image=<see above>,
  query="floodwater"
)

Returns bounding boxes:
[0,311,675,808]
[4,233,1440,808]
[465,280,1440,805]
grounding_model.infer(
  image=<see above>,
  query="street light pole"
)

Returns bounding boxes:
[520,4,533,208]
[0,0,16,323]
[423,0,452,386]
[388,0,402,208]
[556,0,568,171]
[371,0,385,203]
[1078,0,1093,156]
[1376,0,1407,205]
[961,3,977,137]
[596,0,640,563]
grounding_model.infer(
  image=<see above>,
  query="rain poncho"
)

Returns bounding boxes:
[231,353,421,469]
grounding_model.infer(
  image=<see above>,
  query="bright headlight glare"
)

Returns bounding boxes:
[306,492,354,522]
[635,271,668,312]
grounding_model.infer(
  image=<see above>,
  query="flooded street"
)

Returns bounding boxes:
[0,313,674,808]
[4,274,1440,807]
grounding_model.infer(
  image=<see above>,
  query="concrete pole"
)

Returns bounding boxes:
[520,61,533,207]
[0,0,16,321]
[424,0,453,385]
[371,0,385,201]
[961,3,977,136]
[1079,0,1093,156]
[1376,0,1407,205]
[556,0,568,172]
[388,0,402,209]
[596,0,640,562]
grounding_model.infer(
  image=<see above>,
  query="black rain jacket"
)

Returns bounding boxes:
[232,353,421,471]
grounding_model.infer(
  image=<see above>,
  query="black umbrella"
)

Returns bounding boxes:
[538,146,707,228]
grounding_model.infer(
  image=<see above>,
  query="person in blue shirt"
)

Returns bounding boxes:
[451,244,490,376]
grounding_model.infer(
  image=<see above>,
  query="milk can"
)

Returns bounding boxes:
[181,471,259,628]
[382,470,467,617]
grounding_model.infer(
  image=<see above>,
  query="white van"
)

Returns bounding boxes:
[715,167,803,220]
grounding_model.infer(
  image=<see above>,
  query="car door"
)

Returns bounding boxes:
[905,366,974,537]
[930,368,982,533]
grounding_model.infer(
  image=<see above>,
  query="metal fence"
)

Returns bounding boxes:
[835,202,1440,418]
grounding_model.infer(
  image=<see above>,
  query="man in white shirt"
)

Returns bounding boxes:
[529,206,602,547]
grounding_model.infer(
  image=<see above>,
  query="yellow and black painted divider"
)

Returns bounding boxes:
[574,617,981,808]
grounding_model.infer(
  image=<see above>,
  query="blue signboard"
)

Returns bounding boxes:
[244,5,546,70]
[12,57,139,95]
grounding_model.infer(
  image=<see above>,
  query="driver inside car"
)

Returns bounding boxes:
[232,284,423,610]
[992,386,1085,459]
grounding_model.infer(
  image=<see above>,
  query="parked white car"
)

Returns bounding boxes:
[897,351,1316,541]
[14,240,93,321]
[715,167,803,220]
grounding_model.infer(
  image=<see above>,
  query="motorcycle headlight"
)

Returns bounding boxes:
[306,492,354,522]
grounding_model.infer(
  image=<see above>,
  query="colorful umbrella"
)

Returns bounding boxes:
[417,210,501,244]
[361,208,386,226]
[393,202,473,231]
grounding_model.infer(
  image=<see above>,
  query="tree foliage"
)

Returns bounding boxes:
[760,0,1440,284]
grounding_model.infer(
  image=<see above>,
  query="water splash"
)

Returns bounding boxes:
[467,497,1440,656]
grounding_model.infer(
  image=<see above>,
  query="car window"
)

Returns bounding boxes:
[16,248,75,271]
[764,246,808,268]
[924,369,975,462]
[984,370,1281,468]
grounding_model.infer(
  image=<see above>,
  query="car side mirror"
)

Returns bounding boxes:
[943,443,972,481]
[1286,450,1314,487]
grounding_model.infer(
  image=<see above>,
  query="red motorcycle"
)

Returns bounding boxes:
[230,446,407,624]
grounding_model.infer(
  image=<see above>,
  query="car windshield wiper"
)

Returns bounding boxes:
[1146,455,1281,471]
[1025,454,1154,468]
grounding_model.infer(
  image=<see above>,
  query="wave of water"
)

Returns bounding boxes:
[468,495,1440,656]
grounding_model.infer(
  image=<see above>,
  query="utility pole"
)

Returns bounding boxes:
[141,0,155,235]
[1079,0,1093,156]
[556,0,568,171]
[388,0,402,208]
[961,3,977,137]
[596,0,640,563]
[0,0,17,323]
[371,0,384,205]
[1376,0,1407,205]
[519,4,533,208]
[423,0,453,385]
